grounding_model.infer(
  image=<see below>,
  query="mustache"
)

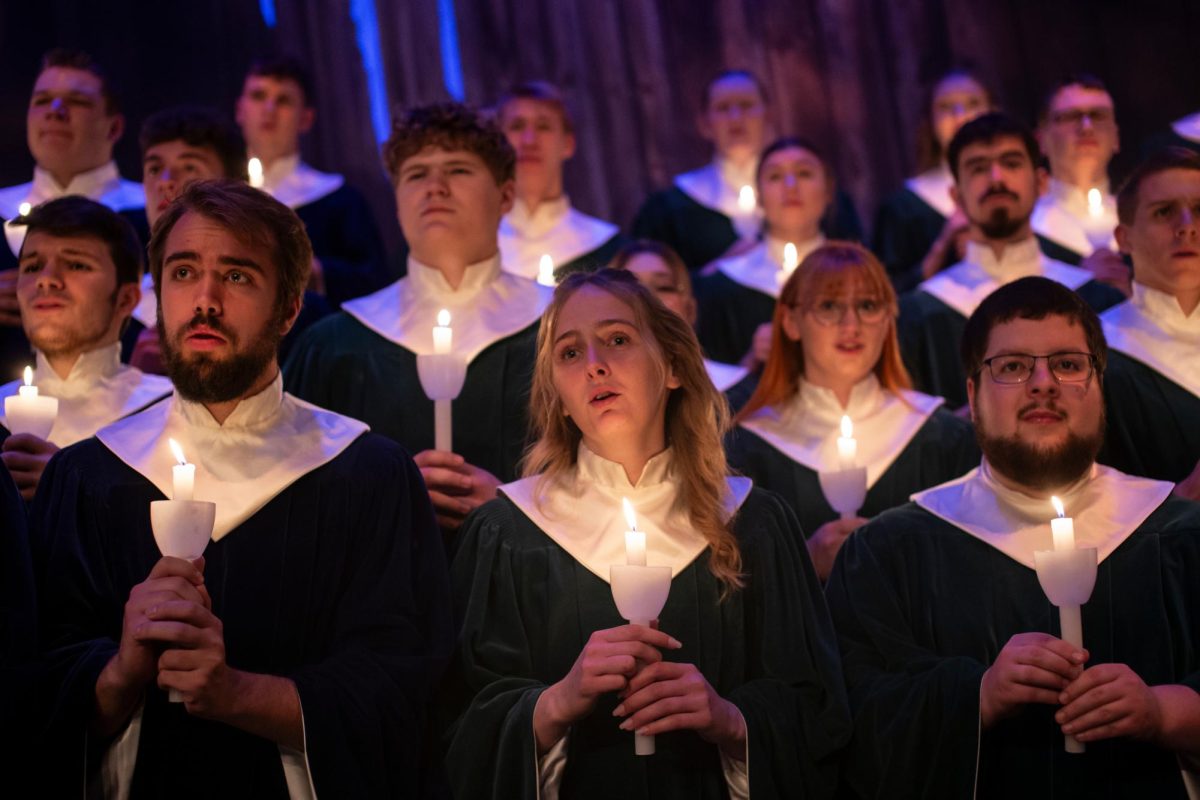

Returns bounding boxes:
[981,186,1018,202]
[1017,400,1065,418]
[177,312,236,341]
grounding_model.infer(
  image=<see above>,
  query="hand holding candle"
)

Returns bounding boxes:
[4,366,58,440]
[818,415,867,520]
[417,309,468,453]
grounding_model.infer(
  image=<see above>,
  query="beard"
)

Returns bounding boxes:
[977,204,1029,240]
[975,403,1106,492]
[27,289,119,358]
[160,310,282,404]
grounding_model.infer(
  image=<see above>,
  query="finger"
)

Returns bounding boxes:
[619,693,698,731]
[1008,686,1065,706]
[146,556,206,585]
[1013,650,1081,685]
[1018,641,1087,677]
[0,451,40,471]
[159,648,203,671]
[138,576,209,606]
[629,710,710,737]
[426,489,471,517]
[420,467,473,493]
[146,599,216,627]
[133,620,205,647]
[601,624,682,651]
[413,450,466,470]
[1060,663,1119,703]
[623,661,688,696]
[1061,702,1129,737]
[590,642,665,672]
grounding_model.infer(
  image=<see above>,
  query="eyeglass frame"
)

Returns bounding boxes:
[1048,107,1115,128]
[791,297,891,327]
[977,351,1099,385]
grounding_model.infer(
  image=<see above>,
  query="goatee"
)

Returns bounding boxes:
[160,311,282,404]
[975,405,1105,492]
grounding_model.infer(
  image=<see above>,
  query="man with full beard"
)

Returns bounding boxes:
[825,276,1200,799]
[896,113,1124,408]
[29,180,452,797]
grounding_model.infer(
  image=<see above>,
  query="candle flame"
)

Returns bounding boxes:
[22,365,32,387]
[436,308,451,327]
[737,184,756,212]
[168,437,188,466]
[1087,188,1103,216]
[1051,495,1065,518]
[537,254,555,286]
[17,202,31,218]
[247,157,264,188]
[783,242,799,272]
[840,414,853,438]
[622,497,638,531]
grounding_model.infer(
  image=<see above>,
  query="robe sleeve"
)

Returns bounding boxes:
[307,186,389,307]
[1,460,37,779]
[288,439,454,798]
[824,517,985,798]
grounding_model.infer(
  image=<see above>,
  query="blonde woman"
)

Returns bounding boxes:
[444,269,849,799]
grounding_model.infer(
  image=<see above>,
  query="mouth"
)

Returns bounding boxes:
[517,153,542,163]
[30,297,68,311]
[1171,249,1199,259]
[835,341,864,354]
[184,326,229,350]
[981,192,1018,204]
[1020,408,1065,424]
[422,206,453,217]
[590,389,620,407]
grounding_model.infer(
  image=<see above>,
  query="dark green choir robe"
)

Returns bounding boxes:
[872,187,949,293]
[30,434,453,798]
[442,490,852,799]
[693,272,777,366]
[283,313,538,484]
[726,408,979,535]
[552,233,629,279]
[295,184,390,307]
[1100,350,1200,483]
[825,498,1200,799]
[0,461,35,792]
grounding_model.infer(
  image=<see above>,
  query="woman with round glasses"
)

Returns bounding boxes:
[443,269,850,798]
[728,242,980,579]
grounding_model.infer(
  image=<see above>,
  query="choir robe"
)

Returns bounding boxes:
[897,238,1123,408]
[1031,178,1118,263]
[727,384,979,535]
[1139,113,1200,158]
[283,255,550,485]
[825,466,1200,799]
[871,165,957,292]
[0,460,36,791]
[30,392,454,798]
[499,196,627,281]
[442,448,851,799]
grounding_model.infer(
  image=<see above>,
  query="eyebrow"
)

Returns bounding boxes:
[401,158,477,173]
[163,251,266,272]
[553,317,637,345]
[144,150,212,163]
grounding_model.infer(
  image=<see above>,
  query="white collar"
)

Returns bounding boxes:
[738,376,944,487]
[0,343,171,447]
[95,374,368,541]
[1171,112,1200,144]
[704,359,749,392]
[498,196,618,279]
[673,158,762,240]
[920,239,1090,317]
[259,154,344,209]
[715,234,825,299]
[500,444,752,582]
[1032,178,1116,254]
[1101,282,1200,397]
[341,253,551,362]
[903,164,957,218]
[912,461,1174,569]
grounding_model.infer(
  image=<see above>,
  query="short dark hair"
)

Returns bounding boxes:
[1116,146,1200,226]
[383,102,515,186]
[39,47,120,115]
[961,276,1107,381]
[17,196,143,286]
[702,69,769,109]
[496,80,575,134]
[139,106,248,181]
[244,55,314,106]
[755,135,833,186]
[947,112,1043,182]
[148,180,311,315]
[915,67,992,173]
[1038,73,1111,125]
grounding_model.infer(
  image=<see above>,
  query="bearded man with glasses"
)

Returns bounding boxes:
[825,275,1200,799]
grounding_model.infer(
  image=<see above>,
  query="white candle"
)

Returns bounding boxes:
[248,157,264,188]
[4,366,58,439]
[623,498,646,566]
[836,415,857,469]
[433,309,452,354]
[17,202,31,218]
[1050,496,1075,551]
[168,438,195,502]
[737,185,756,215]
[783,242,799,273]
[1086,188,1103,221]
[537,254,556,287]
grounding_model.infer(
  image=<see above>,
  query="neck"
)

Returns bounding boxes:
[1055,163,1108,193]
[587,436,666,487]
[1141,277,1200,316]
[767,224,820,245]
[803,372,857,408]
[722,151,756,173]
[201,366,278,425]
[43,351,81,381]
[414,246,496,290]
[44,159,106,190]
[250,148,298,172]
[987,459,1086,500]
[516,178,564,214]
[972,224,1034,260]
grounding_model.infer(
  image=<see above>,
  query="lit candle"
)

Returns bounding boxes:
[1050,496,1075,551]
[836,415,857,469]
[168,438,195,502]
[17,202,31,218]
[433,309,452,354]
[4,366,58,439]
[782,242,799,274]
[737,185,756,215]
[248,157,264,188]
[18,366,36,399]
[537,254,556,287]
[1086,188,1103,221]
[623,498,646,566]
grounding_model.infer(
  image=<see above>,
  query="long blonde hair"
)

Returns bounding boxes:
[523,269,744,595]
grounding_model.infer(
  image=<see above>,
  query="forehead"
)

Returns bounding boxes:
[32,66,104,98]
[22,230,114,264]
[959,135,1031,165]
[501,97,564,122]
[762,145,821,169]
[625,252,673,277]
[143,139,222,163]
[557,285,638,332]
[1050,84,1113,111]
[242,74,305,99]
[1134,168,1200,211]
[984,315,1089,354]
[707,75,762,106]
[934,75,987,103]
[400,146,488,171]
[165,211,270,262]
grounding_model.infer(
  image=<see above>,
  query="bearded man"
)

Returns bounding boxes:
[29,180,452,797]
[826,276,1200,799]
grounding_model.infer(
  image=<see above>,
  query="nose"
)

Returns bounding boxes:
[1026,358,1060,396]
[1178,206,1198,236]
[36,258,66,290]
[784,172,798,189]
[520,127,536,145]
[159,169,179,202]
[989,161,1005,183]
[192,271,223,317]
[585,342,609,378]
[47,97,67,118]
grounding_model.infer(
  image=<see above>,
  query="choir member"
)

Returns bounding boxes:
[235,56,389,306]
[31,179,452,797]
[1099,146,1200,494]
[496,81,626,280]
[631,70,861,271]
[0,197,170,499]
[1032,74,1130,293]
[873,68,991,291]
[826,276,1200,798]
[896,113,1124,408]
[693,137,836,367]
[285,103,551,530]
[727,242,978,580]
[443,268,850,799]
[0,48,146,379]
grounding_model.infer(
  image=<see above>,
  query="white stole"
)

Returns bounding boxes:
[1101,283,1200,398]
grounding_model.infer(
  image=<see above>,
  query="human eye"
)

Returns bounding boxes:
[1051,353,1086,374]
[18,259,42,274]
[144,163,161,178]
[30,95,49,107]
[994,356,1029,375]
[556,344,579,362]
[68,260,92,272]
[608,331,632,347]
[170,266,192,281]
[226,270,252,285]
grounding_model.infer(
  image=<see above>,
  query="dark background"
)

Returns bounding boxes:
[3,0,1199,257]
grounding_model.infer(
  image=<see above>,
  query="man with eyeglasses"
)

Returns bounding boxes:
[1033,75,1130,294]
[897,112,1124,408]
[826,275,1200,798]
[1097,147,1200,499]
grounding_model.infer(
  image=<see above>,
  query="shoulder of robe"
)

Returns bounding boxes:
[734,486,804,548]
[1144,494,1200,534]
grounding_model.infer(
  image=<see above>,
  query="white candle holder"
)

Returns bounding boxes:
[150,499,216,702]
[4,394,58,439]
[416,353,468,452]
[818,467,868,520]
[610,564,672,756]
[1034,546,1098,753]
[1082,223,1112,252]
